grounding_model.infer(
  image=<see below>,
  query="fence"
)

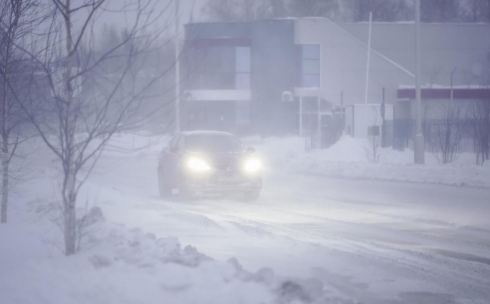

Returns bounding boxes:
[393,119,476,153]
[304,111,344,151]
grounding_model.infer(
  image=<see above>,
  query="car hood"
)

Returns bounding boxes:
[187,151,247,168]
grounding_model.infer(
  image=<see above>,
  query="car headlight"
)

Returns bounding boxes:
[244,158,262,173]
[187,157,211,172]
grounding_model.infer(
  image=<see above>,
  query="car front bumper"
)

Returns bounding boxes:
[185,173,262,196]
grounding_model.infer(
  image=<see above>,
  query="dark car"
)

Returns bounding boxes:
[158,131,262,201]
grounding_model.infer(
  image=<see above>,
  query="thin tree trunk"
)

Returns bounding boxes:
[1,30,12,224]
[1,78,9,224]
[62,0,77,255]
[1,146,8,224]
[63,173,77,255]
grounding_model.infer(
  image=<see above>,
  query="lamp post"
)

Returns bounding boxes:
[317,96,321,148]
[174,0,180,133]
[364,12,373,105]
[381,87,386,147]
[299,96,303,137]
[414,0,425,164]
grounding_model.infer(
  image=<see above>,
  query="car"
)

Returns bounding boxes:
[158,131,262,201]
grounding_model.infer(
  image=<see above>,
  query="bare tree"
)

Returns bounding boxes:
[289,0,339,18]
[203,0,489,23]
[459,0,490,22]
[270,0,287,17]
[16,0,176,255]
[430,104,465,164]
[0,0,43,223]
[203,0,287,21]
[349,0,413,22]
[471,97,490,165]
[421,0,460,22]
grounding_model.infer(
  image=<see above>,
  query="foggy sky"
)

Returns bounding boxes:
[97,0,207,29]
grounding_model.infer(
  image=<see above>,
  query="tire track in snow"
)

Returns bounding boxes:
[111,171,490,303]
[207,202,490,303]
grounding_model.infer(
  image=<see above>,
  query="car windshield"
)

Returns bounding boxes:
[185,134,244,153]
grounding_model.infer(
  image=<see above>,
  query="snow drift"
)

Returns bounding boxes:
[248,135,490,188]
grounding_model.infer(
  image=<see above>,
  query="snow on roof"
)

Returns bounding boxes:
[399,84,490,89]
[181,130,233,136]
[185,21,251,26]
[339,21,490,26]
[345,103,383,107]
[268,17,297,20]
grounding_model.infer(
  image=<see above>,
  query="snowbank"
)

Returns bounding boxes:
[2,133,336,304]
[249,135,490,188]
[1,206,329,304]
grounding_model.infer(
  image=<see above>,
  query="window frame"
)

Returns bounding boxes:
[235,46,251,90]
[299,44,321,88]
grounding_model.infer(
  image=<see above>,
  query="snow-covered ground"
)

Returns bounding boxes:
[254,135,490,188]
[2,133,490,304]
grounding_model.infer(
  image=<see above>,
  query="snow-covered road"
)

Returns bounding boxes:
[90,148,490,304]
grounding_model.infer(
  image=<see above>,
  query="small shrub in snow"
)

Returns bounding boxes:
[255,267,276,285]
[277,280,311,303]
[365,136,381,163]
[89,254,112,268]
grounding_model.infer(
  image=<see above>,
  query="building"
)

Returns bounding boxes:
[181,19,298,136]
[180,18,490,139]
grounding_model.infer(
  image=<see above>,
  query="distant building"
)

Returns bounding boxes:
[180,18,490,138]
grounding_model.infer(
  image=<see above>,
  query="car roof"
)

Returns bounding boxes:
[180,130,234,137]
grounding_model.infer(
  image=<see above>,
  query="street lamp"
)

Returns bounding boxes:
[174,0,180,133]
[414,0,425,164]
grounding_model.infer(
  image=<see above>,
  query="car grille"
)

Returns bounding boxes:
[210,164,241,184]
[214,164,239,172]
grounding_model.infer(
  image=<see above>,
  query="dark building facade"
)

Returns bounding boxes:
[182,19,301,136]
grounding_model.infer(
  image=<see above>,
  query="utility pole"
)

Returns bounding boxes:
[381,87,386,147]
[299,96,303,137]
[364,12,373,105]
[175,0,180,133]
[317,96,321,148]
[414,0,425,164]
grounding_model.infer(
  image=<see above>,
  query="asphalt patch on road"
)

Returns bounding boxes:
[426,248,490,267]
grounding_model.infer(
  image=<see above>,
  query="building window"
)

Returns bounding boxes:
[235,47,251,90]
[235,100,251,125]
[300,44,320,88]
[187,46,251,90]
[187,46,235,90]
